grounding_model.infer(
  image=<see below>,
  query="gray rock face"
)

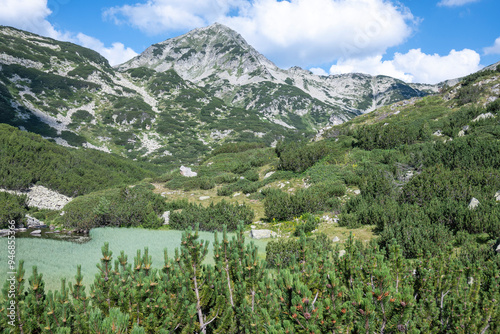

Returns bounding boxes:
[180,166,197,177]
[468,197,480,210]
[162,211,170,225]
[250,229,277,239]
[26,214,47,228]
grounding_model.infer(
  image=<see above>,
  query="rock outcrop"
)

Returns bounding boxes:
[162,211,170,225]
[180,166,197,177]
[250,229,277,239]
[26,214,47,228]
[468,197,480,210]
[0,185,71,210]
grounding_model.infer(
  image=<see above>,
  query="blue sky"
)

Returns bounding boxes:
[1,0,499,84]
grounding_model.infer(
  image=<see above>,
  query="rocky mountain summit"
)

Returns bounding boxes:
[0,24,449,163]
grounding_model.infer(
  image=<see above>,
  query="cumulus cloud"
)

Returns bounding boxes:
[309,67,329,76]
[484,37,500,55]
[76,34,138,66]
[104,0,248,34]
[329,49,482,84]
[225,0,415,67]
[0,0,137,66]
[329,55,413,82]
[105,0,416,68]
[437,0,481,7]
[0,0,66,39]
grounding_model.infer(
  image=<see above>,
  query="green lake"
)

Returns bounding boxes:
[0,228,269,292]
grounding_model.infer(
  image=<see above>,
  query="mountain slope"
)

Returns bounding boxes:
[118,23,438,125]
[0,26,302,164]
[0,24,469,165]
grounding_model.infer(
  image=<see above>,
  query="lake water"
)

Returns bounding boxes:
[0,228,269,292]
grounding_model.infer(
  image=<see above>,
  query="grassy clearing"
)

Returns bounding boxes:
[152,180,378,246]
[152,182,268,222]
[318,222,377,247]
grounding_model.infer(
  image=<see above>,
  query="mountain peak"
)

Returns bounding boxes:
[118,22,276,83]
[161,22,244,47]
[204,22,236,33]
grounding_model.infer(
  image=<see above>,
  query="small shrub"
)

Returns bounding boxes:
[169,200,254,232]
[293,213,320,236]
[266,234,332,268]
[62,186,167,230]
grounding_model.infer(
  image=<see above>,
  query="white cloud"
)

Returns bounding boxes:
[0,0,137,66]
[484,37,500,55]
[437,0,481,7]
[76,34,138,66]
[329,48,482,84]
[105,0,416,68]
[329,55,413,82]
[104,0,248,34]
[0,0,66,39]
[223,0,416,67]
[309,67,329,76]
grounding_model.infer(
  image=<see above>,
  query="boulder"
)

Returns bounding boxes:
[496,243,500,253]
[433,130,443,136]
[495,191,500,202]
[250,229,277,239]
[180,166,197,177]
[264,171,275,179]
[30,229,42,235]
[339,250,346,258]
[199,196,210,200]
[332,236,340,242]
[472,112,496,122]
[162,211,170,225]
[468,198,480,210]
[26,214,47,228]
